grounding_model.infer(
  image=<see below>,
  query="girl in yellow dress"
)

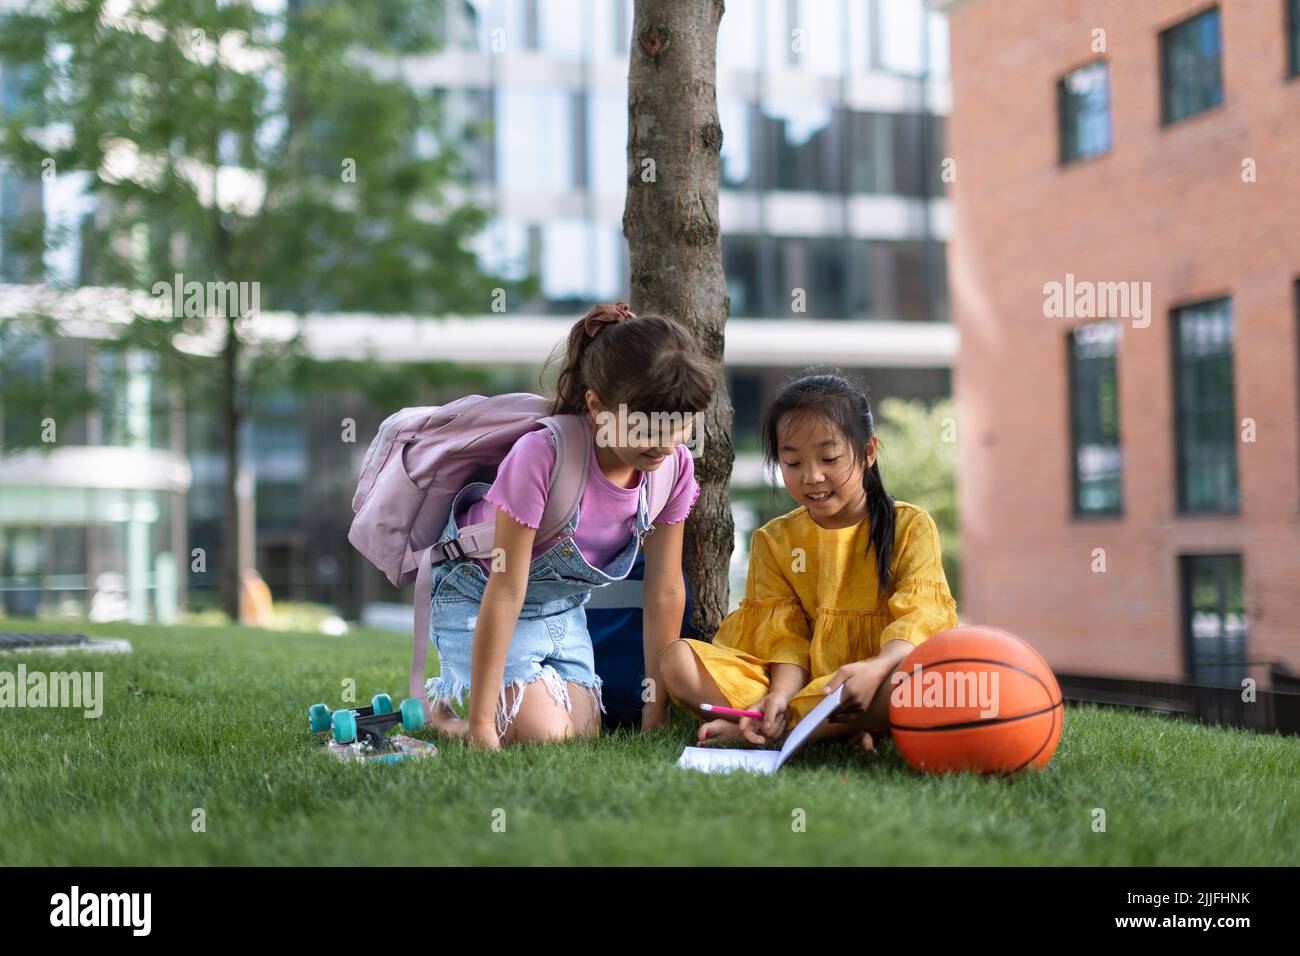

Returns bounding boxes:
[661,369,958,752]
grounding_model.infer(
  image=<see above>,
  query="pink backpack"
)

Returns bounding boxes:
[347,392,681,717]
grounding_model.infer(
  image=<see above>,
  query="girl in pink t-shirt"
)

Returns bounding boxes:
[424,303,719,750]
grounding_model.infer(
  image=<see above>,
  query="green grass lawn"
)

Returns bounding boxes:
[1,618,1296,866]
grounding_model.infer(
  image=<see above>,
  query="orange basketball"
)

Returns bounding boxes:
[888,626,1063,774]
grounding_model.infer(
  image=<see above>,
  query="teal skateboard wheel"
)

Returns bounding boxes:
[400,698,425,731]
[332,709,358,744]
[308,703,331,733]
[371,693,394,715]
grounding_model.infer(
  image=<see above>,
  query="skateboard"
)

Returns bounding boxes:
[307,694,435,762]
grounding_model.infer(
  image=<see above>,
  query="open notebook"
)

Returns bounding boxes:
[676,686,845,774]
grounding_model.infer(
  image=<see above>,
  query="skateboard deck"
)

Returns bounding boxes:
[326,733,438,764]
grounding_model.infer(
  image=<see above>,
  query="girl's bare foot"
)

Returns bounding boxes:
[427,704,470,740]
[697,717,747,746]
[852,730,875,752]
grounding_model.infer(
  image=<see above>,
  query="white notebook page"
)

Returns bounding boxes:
[677,686,846,774]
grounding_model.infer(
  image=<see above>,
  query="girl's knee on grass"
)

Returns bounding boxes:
[503,674,602,744]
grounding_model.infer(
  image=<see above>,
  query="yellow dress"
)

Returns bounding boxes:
[673,500,958,728]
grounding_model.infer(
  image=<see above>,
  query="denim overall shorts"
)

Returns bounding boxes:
[426,458,655,739]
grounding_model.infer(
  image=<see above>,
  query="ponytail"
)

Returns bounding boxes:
[543,302,718,418]
[549,303,631,415]
[864,460,895,594]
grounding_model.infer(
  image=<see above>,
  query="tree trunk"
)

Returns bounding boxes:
[624,0,734,638]
[219,312,242,622]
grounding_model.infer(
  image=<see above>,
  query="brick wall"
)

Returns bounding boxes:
[944,0,1300,679]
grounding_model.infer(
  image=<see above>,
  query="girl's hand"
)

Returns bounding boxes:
[738,691,789,745]
[825,659,891,721]
[467,719,501,751]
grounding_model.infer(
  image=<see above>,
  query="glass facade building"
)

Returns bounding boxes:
[0,332,190,622]
[429,0,950,324]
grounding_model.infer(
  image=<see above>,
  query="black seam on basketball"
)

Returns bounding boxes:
[1012,698,1061,772]
[890,700,1062,733]
[894,656,1063,709]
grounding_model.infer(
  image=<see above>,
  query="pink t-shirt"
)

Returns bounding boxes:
[459,424,700,573]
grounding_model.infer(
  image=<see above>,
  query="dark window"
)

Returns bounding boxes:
[1058,60,1112,163]
[722,235,762,315]
[928,115,948,196]
[1068,321,1123,514]
[846,112,944,198]
[1180,554,1247,687]
[727,371,763,452]
[0,527,44,617]
[769,236,848,318]
[1173,297,1238,513]
[759,100,842,192]
[0,335,45,448]
[1290,0,1300,76]
[725,235,944,321]
[1,57,43,122]
[0,171,44,283]
[849,240,936,322]
[1160,7,1224,124]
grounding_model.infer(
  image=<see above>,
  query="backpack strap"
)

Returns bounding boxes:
[425,415,589,564]
[535,413,591,544]
[409,414,590,720]
[410,545,435,718]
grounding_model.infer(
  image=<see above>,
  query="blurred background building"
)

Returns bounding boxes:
[942,0,1300,686]
[0,0,954,623]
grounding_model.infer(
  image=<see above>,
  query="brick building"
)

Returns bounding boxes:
[940,0,1300,685]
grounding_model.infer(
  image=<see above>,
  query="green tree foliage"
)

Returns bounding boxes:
[875,397,960,599]
[0,0,526,614]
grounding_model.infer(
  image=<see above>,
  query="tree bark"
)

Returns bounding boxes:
[219,311,242,622]
[624,0,734,638]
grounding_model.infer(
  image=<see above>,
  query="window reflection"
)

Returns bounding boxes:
[1059,61,1112,164]
[588,91,627,197]
[791,0,844,77]
[724,234,943,321]
[1183,555,1247,687]
[1174,298,1238,513]
[421,3,951,319]
[495,89,579,192]
[718,0,760,72]
[877,0,925,76]
[535,220,623,310]
[537,0,587,60]
[1069,321,1123,514]
[761,99,839,192]
[719,97,756,189]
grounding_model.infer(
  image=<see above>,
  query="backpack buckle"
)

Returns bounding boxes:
[441,539,464,562]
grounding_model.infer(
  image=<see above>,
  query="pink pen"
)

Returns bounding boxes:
[700,703,764,720]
